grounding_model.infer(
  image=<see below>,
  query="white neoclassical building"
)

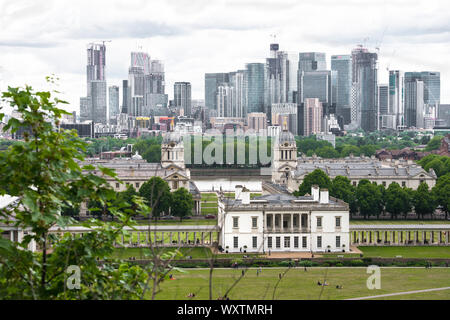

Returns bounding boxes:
[218,185,350,253]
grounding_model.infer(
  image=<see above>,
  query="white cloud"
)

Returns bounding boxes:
[0,0,449,114]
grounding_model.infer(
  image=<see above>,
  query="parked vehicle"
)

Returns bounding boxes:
[205,214,216,219]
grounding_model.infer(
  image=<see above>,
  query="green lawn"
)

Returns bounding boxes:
[153,268,450,300]
[201,207,218,215]
[112,247,261,260]
[135,219,217,226]
[356,246,450,259]
[351,220,450,225]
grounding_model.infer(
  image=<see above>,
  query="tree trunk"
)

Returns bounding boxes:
[41,233,47,293]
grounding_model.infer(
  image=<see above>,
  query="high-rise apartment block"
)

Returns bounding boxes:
[80,42,107,124]
[304,98,323,136]
[108,85,120,121]
[174,82,192,117]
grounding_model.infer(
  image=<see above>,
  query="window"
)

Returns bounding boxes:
[126,182,130,187]
[294,236,299,248]
[302,236,307,248]
[382,181,386,187]
[233,237,238,248]
[173,181,179,189]
[276,237,281,248]
[233,217,239,228]
[135,182,139,188]
[116,183,120,189]
[336,236,341,248]
[336,217,341,228]
[353,181,357,186]
[317,217,322,228]
[268,237,272,248]
[252,236,257,248]
[284,237,290,248]
[402,181,406,187]
[317,236,322,248]
[252,217,258,228]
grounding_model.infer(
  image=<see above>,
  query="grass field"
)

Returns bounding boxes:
[356,246,450,259]
[153,267,450,300]
[350,220,450,225]
[113,245,450,260]
[112,247,261,260]
[135,219,217,225]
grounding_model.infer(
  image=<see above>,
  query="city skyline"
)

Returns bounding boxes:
[0,0,449,114]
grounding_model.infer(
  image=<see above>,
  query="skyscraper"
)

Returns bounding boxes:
[266,44,290,107]
[174,82,192,117]
[205,73,229,111]
[217,84,233,117]
[300,71,333,104]
[128,66,145,116]
[378,84,391,129]
[287,52,299,103]
[108,85,119,121]
[298,52,326,73]
[121,80,130,114]
[245,63,266,114]
[388,70,405,130]
[304,98,323,136]
[229,70,247,118]
[331,55,352,124]
[404,78,424,128]
[404,71,440,127]
[80,42,107,124]
[351,47,378,132]
[90,81,107,124]
[131,51,151,75]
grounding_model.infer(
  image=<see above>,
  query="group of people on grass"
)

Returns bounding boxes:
[317,280,343,289]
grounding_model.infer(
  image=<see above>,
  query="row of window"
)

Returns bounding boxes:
[351,181,407,187]
[115,182,140,190]
[233,217,258,229]
[232,236,342,249]
[233,216,342,229]
[316,217,341,228]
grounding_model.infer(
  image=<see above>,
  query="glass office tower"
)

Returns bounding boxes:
[331,55,352,124]
[245,63,266,114]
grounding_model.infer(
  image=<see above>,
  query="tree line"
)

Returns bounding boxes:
[293,169,450,220]
[83,177,194,221]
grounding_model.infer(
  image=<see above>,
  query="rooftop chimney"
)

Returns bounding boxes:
[320,189,329,204]
[235,185,243,200]
[311,185,319,202]
[235,185,250,204]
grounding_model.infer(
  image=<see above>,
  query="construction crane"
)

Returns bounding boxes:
[88,40,111,48]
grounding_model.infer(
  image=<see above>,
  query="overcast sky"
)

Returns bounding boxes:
[0,0,449,113]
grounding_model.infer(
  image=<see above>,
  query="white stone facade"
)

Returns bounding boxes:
[218,186,350,253]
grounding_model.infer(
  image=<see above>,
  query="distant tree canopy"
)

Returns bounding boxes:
[171,187,194,221]
[133,137,162,162]
[425,135,444,151]
[417,154,450,177]
[139,177,172,218]
[294,169,331,196]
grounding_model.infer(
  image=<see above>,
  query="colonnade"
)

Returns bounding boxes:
[350,228,450,246]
